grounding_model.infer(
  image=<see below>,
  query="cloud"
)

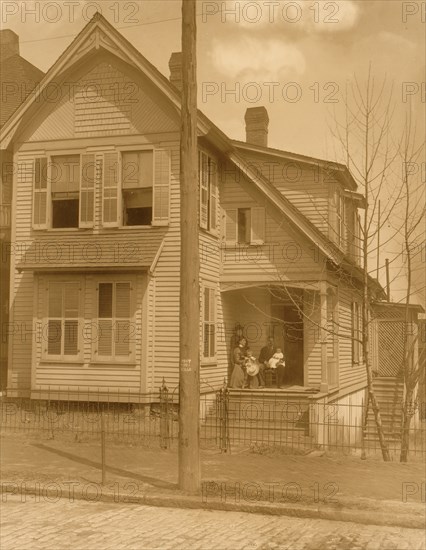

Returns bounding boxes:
[307,0,360,33]
[221,0,360,33]
[211,36,306,80]
[376,31,416,51]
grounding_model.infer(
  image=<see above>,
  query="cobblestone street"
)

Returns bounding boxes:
[1,495,424,550]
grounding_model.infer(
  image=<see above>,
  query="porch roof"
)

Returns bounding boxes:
[16,229,167,274]
[220,281,320,293]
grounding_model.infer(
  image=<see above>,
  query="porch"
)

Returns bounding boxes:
[220,281,339,393]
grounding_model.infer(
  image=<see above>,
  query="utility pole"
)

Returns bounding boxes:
[179,0,200,493]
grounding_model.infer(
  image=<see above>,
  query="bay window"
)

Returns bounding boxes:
[95,281,133,361]
[46,281,80,359]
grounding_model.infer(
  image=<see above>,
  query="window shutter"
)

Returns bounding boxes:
[209,287,216,356]
[209,159,218,233]
[225,209,237,244]
[115,282,131,357]
[199,152,208,230]
[102,152,120,227]
[80,154,95,228]
[153,149,170,225]
[250,207,265,245]
[328,185,338,244]
[32,158,48,229]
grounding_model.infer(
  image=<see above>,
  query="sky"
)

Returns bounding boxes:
[1,0,425,304]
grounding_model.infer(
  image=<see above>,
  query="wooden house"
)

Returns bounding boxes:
[0,29,44,389]
[1,14,384,426]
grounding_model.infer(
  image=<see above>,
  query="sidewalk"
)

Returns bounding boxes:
[1,433,425,528]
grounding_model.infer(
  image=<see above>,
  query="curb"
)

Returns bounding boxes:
[1,482,424,529]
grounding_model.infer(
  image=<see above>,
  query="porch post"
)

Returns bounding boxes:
[320,281,328,393]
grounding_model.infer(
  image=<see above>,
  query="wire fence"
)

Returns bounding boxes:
[1,382,425,460]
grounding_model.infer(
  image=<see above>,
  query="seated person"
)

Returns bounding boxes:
[244,348,259,389]
[268,348,284,369]
[274,348,287,389]
[258,337,275,387]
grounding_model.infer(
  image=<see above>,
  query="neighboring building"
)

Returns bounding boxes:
[1,14,384,425]
[0,29,44,389]
[367,302,424,440]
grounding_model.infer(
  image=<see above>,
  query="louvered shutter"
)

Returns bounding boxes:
[328,185,338,244]
[199,152,208,229]
[97,282,113,358]
[47,282,62,355]
[225,209,237,244]
[102,152,120,227]
[33,158,48,229]
[80,153,95,228]
[153,149,170,225]
[209,159,218,233]
[250,207,265,244]
[209,287,216,356]
[115,282,131,357]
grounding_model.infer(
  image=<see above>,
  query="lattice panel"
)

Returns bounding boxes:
[377,320,406,376]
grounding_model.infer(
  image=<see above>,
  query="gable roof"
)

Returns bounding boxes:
[232,139,358,191]
[0,13,379,292]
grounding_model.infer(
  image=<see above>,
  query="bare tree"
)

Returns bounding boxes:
[397,113,425,462]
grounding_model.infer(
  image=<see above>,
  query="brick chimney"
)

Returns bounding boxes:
[169,52,182,92]
[0,29,19,61]
[245,107,269,148]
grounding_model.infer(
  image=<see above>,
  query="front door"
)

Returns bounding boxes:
[271,304,304,386]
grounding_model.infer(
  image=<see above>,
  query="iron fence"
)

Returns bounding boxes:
[1,383,425,459]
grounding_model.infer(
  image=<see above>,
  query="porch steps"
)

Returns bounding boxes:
[201,390,314,449]
[365,378,404,442]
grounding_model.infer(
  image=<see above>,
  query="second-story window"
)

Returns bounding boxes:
[31,148,169,230]
[225,207,265,245]
[199,151,218,234]
[121,151,154,226]
[32,154,96,230]
[51,155,80,229]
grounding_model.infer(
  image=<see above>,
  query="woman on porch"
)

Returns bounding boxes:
[230,338,247,388]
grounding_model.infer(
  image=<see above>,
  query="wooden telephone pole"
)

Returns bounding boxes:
[179,0,200,493]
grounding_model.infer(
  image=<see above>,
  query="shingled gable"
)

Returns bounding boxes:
[0,13,377,290]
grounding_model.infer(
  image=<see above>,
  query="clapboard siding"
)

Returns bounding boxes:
[338,288,367,390]
[235,150,329,234]
[20,54,178,143]
[220,170,324,282]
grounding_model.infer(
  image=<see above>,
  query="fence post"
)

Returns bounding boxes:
[101,409,106,485]
[159,379,170,449]
[361,393,369,460]
[218,379,230,453]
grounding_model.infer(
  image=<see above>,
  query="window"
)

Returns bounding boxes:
[96,281,132,361]
[32,154,95,230]
[46,282,79,358]
[122,150,153,226]
[203,286,216,360]
[31,148,170,230]
[225,207,265,245]
[199,151,218,233]
[51,155,80,228]
[351,301,362,363]
[238,208,251,244]
[329,184,346,249]
[102,149,170,227]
